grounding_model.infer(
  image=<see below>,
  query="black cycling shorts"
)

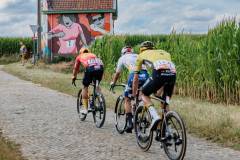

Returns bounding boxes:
[82,66,104,87]
[142,69,176,98]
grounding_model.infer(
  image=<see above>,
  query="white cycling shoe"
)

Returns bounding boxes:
[149,106,161,131]
[80,108,88,115]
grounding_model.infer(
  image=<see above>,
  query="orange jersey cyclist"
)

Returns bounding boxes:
[111,46,149,133]
[132,41,176,131]
[72,47,104,115]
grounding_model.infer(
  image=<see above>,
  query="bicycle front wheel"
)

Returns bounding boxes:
[93,92,106,128]
[134,105,153,152]
[161,111,187,160]
[115,95,126,134]
[77,89,87,121]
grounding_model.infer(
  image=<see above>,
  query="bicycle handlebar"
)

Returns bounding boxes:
[109,84,126,94]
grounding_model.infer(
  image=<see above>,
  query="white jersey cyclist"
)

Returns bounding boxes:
[116,53,147,73]
[115,48,149,98]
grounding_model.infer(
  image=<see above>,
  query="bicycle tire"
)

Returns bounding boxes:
[94,92,106,128]
[115,95,126,134]
[77,89,87,121]
[134,105,153,152]
[161,111,187,160]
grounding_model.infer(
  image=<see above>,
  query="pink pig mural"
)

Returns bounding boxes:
[48,14,88,54]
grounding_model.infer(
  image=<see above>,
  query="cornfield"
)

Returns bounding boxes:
[0,19,239,104]
[91,18,240,104]
[0,37,32,57]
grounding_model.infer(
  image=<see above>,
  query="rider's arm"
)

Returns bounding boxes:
[111,57,123,84]
[132,56,143,96]
[112,71,121,84]
[72,57,81,78]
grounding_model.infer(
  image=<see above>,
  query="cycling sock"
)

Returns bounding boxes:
[148,106,160,120]
[82,99,88,110]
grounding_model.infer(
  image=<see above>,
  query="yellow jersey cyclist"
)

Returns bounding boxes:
[111,46,149,133]
[132,41,176,131]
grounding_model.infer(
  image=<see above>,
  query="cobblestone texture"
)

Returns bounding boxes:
[0,67,240,160]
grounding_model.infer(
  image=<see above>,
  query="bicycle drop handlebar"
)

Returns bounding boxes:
[109,84,126,94]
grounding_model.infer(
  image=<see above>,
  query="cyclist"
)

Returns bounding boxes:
[72,47,104,115]
[132,41,176,131]
[111,46,149,133]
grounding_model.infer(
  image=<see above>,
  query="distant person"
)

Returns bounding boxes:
[19,41,28,66]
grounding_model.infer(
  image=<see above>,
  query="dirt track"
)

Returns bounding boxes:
[0,67,240,160]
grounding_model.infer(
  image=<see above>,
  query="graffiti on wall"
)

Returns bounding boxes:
[45,13,111,55]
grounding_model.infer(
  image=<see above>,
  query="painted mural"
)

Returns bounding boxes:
[44,13,111,55]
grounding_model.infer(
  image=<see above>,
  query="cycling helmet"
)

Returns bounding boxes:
[140,41,154,53]
[121,46,133,56]
[80,47,90,54]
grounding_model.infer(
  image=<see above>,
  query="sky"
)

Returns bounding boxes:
[0,0,239,37]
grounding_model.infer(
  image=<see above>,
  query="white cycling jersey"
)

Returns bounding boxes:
[116,53,146,73]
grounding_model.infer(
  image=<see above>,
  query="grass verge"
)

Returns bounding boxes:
[2,62,240,151]
[0,55,19,65]
[0,130,25,160]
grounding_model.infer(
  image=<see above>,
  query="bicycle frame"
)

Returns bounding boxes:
[110,84,141,114]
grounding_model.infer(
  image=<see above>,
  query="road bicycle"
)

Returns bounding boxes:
[110,84,141,134]
[76,79,106,128]
[134,90,187,160]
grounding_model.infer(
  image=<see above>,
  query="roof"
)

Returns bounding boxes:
[43,0,118,19]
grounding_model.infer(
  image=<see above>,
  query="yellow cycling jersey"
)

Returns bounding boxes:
[135,49,176,72]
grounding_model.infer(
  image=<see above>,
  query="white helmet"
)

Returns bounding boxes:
[121,46,133,56]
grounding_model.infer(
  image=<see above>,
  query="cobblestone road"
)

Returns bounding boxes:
[0,68,240,160]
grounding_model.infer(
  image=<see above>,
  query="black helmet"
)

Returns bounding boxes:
[140,41,154,52]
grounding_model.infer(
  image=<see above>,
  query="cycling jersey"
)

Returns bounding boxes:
[135,50,176,73]
[116,53,146,73]
[74,53,103,71]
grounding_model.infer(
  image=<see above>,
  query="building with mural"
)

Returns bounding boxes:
[41,0,118,59]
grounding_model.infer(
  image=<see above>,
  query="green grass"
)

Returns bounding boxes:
[2,62,240,151]
[0,55,20,65]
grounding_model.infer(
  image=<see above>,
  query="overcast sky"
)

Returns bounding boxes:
[0,0,239,37]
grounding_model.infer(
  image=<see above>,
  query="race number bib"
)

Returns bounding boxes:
[87,58,103,66]
[66,40,75,48]
[153,60,176,72]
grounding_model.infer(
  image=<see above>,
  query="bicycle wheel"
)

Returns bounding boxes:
[161,111,187,160]
[115,95,126,134]
[93,92,106,128]
[77,89,87,121]
[134,105,153,151]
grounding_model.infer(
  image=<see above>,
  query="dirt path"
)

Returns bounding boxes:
[0,67,240,160]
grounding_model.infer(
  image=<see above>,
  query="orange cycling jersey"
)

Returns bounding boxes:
[74,53,103,71]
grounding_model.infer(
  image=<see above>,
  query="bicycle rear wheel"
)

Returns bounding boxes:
[115,95,126,134]
[161,111,187,160]
[77,89,87,121]
[134,105,153,151]
[93,92,106,128]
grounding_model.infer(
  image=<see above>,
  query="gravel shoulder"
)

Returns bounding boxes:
[0,67,240,160]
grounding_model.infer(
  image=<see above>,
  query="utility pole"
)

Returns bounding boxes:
[37,0,41,59]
